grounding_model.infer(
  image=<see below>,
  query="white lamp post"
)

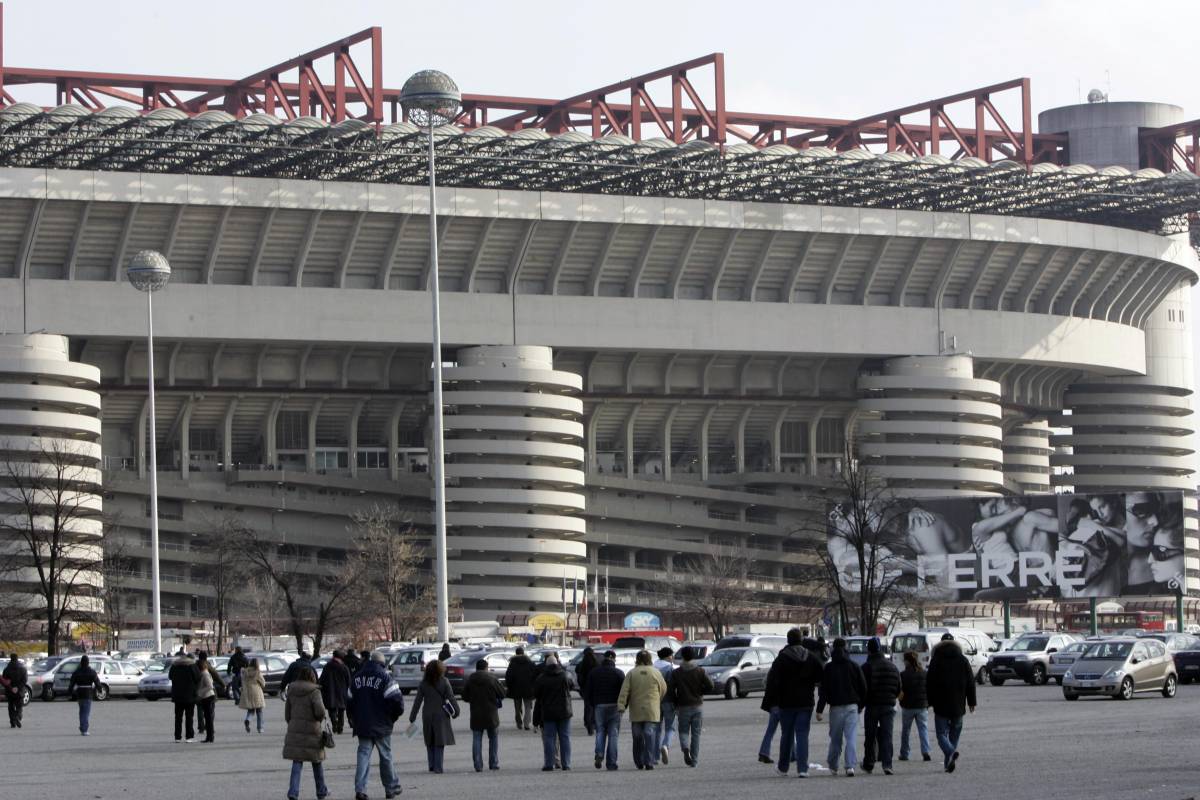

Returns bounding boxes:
[127,249,171,655]
[399,70,461,643]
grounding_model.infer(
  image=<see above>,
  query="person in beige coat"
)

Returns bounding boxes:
[238,658,267,733]
[617,651,669,770]
[284,666,329,800]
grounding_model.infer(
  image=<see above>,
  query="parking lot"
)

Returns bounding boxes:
[4,683,1199,799]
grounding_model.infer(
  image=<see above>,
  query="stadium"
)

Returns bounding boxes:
[2,17,1199,639]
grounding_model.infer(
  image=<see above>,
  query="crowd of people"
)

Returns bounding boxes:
[0,629,978,796]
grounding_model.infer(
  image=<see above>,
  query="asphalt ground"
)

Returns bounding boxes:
[4,682,1199,800]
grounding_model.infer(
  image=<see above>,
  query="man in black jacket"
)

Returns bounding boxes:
[3,652,28,728]
[504,647,536,731]
[761,628,824,778]
[669,646,714,767]
[860,636,901,774]
[816,638,868,777]
[168,651,202,742]
[320,650,353,734]
[462,660,506,772]
[926,634,977,773]
[584,651,626,770]
[279,651,311,696]
[68,655,99,736]
[225,646,248,703]
[532,655,573,771]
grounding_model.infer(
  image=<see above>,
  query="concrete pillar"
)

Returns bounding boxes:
[179,401,192,479]
[1002,418,1053,493]
[858,355,1004,497]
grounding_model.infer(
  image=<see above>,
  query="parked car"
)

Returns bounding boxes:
[138,670,173,700]
[1063,638,1178,700]
[50,656,118,700]
[1139,633,1200,653]
[673,641,717,664]
[713,634,787,654]
[699,646,775,700]
[988,632,1080,686]
[612,635,684,653]
[1047,641,1092,684]
[27,656,69,701]
[389,646,448,694]
[843,636,890,667]
[891,628,994,683]
[443,650,513,695]
[1171,637,1200,683]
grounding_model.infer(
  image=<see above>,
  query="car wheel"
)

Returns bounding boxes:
[21,686,32,706]
[1062,690,1078,701]
[976,667,987,685]
[42,686,54,701]
[1030,664,1048,686]
[1162,674,1178,698]
[1053,677,1062,686]
[94,684,109,701]
[1117,676,1134,700]
[989,676,1005,687]
[724,679,739,700]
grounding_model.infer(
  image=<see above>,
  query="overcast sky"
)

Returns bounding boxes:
[8,0,1200,381]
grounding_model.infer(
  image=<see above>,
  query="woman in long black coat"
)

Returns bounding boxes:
[318,650,352,734]
[576,647,598,735]
[410,660,460,774]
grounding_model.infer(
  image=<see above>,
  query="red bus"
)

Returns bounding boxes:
[1064,610,1165,634]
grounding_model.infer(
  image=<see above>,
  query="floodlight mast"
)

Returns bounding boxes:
[400,71,461,645]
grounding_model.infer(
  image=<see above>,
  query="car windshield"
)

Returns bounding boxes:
[846,639,869,654]
[32,658,62,672]
[716,637,750,649]
[892,635,928,653]
[704,648,748,667]
[1063,642,1089,654]
[1010,637,1049,652]
[1083,642,1132,660]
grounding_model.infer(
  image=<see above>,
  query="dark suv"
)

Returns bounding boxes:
[988,633,1080,686]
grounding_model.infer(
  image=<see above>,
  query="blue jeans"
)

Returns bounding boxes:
[355,735,399,795]
[900,708,930,758]
[288,761,327,799]
[78,698,92,734]
[655,701,675,761]
[630,720,658,768]
[827,705,859,771]
[934,714,964,767]
[244,707,264,732]
[593,704,620,768]
[862,704,895,770]
[676,706,703,764]
[472,727,499,770]
[541,719,571,769]
[778,707,813,774]
[758,706,780,757]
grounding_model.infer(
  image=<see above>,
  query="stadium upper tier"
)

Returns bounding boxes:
[0,104,1197,232]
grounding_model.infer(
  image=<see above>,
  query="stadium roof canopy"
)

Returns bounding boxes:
[2,103,1198,233]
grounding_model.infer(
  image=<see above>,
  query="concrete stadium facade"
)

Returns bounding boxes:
[1,100,1199,631]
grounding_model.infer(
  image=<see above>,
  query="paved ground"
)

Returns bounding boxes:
[4,682,1199,799]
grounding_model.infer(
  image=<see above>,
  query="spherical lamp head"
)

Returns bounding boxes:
[399,70,461,128]
[127,249,172,292]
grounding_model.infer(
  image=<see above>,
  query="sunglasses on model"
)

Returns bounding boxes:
[1150,545,1184,561]
[1130,501,1160,521]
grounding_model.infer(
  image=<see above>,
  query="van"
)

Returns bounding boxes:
[713,634,788,654]
[890,628,995,684]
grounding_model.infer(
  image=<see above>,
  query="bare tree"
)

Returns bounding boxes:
[246,574,284,651]
[350,504,434,643]
[658,546,755,639]
[96,517,135,652]
[230,521,365,657]
[792,446,931,636]
[0,437,104,654]
[193,515,249,649]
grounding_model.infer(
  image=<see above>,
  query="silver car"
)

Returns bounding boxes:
[1047,641,1092,684]
[1063,638,1178,701]
[700,647,775,700]
[389,647,446,694]
[53,657,142,700]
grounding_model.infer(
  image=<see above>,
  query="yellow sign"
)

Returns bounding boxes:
[528,613,565,630]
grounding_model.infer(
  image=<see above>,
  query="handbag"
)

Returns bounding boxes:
[320,715,336,749]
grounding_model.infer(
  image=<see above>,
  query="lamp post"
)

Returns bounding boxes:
[127,249,171,655]
[400,70,461,643]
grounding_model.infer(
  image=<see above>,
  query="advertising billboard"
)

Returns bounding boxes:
[826,490,1185,601]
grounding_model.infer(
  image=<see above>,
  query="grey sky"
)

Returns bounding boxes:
[8,0,1200,380]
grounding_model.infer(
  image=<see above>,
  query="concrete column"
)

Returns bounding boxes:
[222,397,238,471]
[178,401,192,479]
[858,354,1004,497]
[348,399,365,478]
[1002,417,1053,493]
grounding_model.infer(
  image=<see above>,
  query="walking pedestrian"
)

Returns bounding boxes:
[227,645,248,704]
[239,658,267,733]
[343,648,362,674]
[757,706,781,765]
[68,655,98,736]
[860,637,901,775]
[319,650,352,735]
[652,646,676,765]
[898,649,931,762]
[437,643,452,662]
[762,628,824,778]
[815,638,867,777]
[669,646,713,767]
[532,654,573,771]
[576,647,598,736]
[196,651,225,743]
[925,633,976,774]
[348,652,405,800]
[462,659,505,772]
[3,652,27,728]
[584,650,625,770]
[617,651,668,771]
[504,646,536,731]
[410,659,459,774]
[281,651,312,697]
[169,649,202,743]
[283,664,329,800]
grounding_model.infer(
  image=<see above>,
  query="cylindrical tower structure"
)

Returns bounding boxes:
[438,345,587,619]
[1038,100,1183,171]
[0,334,104,640]
[857,355,1004,497]
[1003,418,1054,494]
